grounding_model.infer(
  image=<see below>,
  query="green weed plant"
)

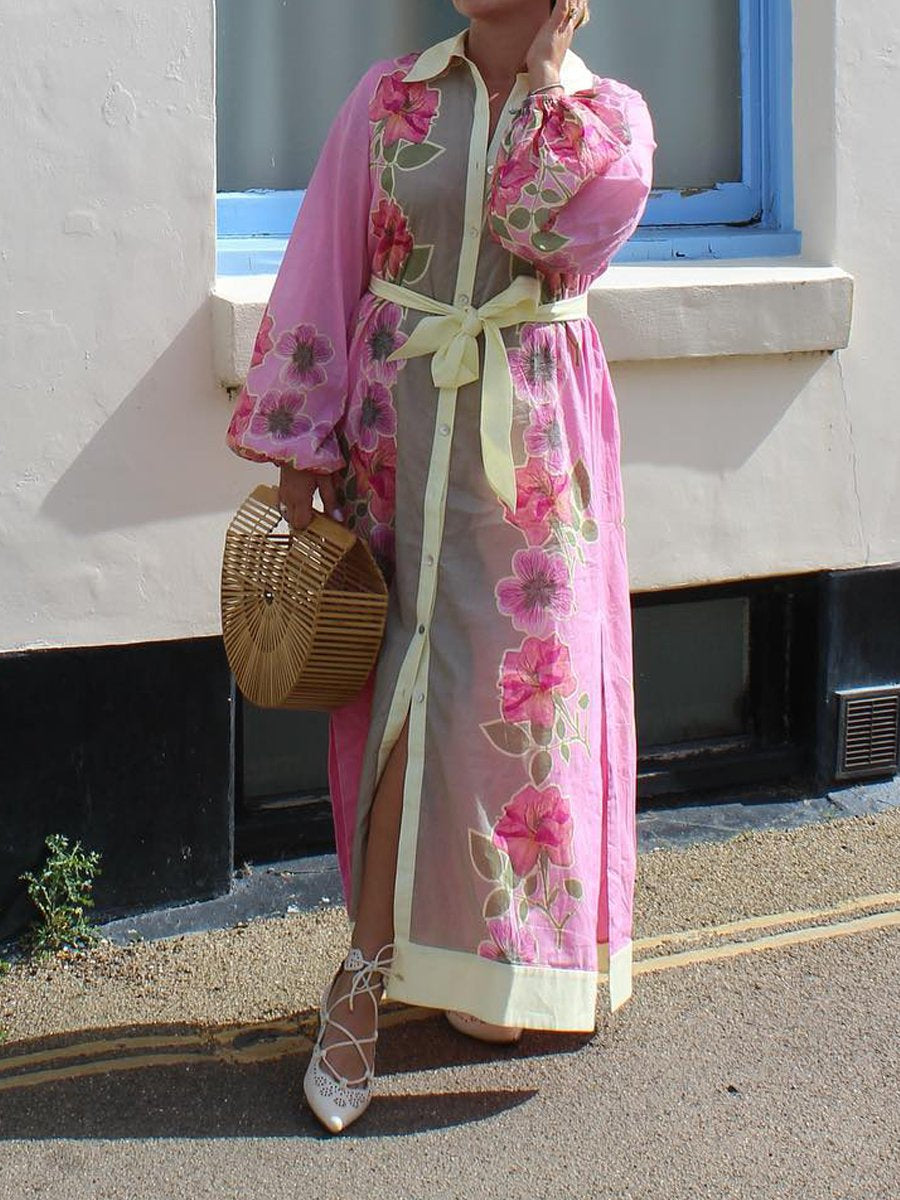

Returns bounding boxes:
[18,833,103,957]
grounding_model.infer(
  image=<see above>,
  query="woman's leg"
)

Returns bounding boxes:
[317,713,409,1084]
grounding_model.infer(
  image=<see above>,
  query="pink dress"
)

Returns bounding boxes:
[226,32,656,1029]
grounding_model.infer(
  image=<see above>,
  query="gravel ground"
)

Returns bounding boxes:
[0,809,897,1200]
[0,810,897,1045]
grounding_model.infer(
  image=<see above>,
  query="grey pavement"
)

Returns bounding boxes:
[0,793,898,1199]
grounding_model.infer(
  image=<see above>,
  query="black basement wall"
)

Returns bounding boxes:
[0,636,234,944]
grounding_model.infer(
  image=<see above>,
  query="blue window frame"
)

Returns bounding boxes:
[216,0,798,275]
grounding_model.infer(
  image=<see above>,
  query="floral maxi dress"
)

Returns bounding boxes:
[226,32,656,1030]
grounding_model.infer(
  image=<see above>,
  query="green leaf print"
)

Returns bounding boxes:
[518,897,530,924]
[564,878,584,900]
[582,519,599,542]
[523,873,539,898]
[381,166,395,194]
[572,459,592,511]
[530,750,553,786]
[395,141,444,170]
[507,206,532,231]
[399,244,433,287]
[531,229,569,254]
[483,888,512,920]
[480,720,531,757]
[382,139,398,164]
[468,830,508,883]
[578,693,590,710]
[541,188,563,204]
[491,213,510,239]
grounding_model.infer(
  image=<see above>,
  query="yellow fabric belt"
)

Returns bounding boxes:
[368,274,589,510]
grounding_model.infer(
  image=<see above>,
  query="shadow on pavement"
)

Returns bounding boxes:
[0,1009,587,1140]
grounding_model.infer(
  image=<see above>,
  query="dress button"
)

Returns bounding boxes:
[439,423,450,437]
[418,624,426,635]
[457,293,470,306]
[415,691,425,704]
[468,225,479,238]
[425,554,435,567]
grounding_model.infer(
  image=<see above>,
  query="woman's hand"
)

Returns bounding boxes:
[526,1,586,91]
[278,463,343,531]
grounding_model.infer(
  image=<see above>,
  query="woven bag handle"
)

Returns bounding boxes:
[251,483,358,555]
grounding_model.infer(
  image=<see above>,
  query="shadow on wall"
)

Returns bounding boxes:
[612,350,832,471]
[42,298,247,535]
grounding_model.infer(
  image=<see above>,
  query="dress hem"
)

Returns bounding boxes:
[382,937,634,1030]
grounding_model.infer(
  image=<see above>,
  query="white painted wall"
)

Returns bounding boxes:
[621,0,898,591]
[0,1,249,652]
[0,0,896,652]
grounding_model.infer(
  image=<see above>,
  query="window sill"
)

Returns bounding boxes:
[212,259,854,389]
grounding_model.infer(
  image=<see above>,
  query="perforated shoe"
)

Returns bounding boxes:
[303,942,394,1134]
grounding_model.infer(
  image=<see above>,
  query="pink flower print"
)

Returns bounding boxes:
[275,324,334,389]
[500,636,576,730]
[508,324,560,405]
[368,442,397,524]
[368,522,396,575]
[505,458,573,547]
[249,389,311,442]
[350,441,397,525]
[493,785,574,879]
[250,309,274,368]
[543,105,589,172]
[364,302,406,383]
[477,916,539,965]
[370,74,440,147]
[371,198,415,281]
[496,547,573,634]
[491,153,535,219]
[227,388,256,441]
[346,376,397,453]
[524,404,567,469]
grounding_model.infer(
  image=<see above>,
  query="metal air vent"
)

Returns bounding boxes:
[835,686,900,780]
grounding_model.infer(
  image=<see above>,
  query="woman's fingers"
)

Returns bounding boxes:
[554,1,573,31]
[278,465,315,530]
[318,472,344,523]
[277,465,343,530]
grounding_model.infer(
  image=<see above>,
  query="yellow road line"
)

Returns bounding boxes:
[635,891,900,952]
[1,905,897,1094]
[621,907,900,979]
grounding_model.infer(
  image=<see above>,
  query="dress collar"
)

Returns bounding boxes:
[402,30,594,94]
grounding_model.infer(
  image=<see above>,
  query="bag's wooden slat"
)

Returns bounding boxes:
[221,489,388,711]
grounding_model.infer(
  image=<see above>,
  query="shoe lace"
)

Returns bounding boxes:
[317,942,395,1089]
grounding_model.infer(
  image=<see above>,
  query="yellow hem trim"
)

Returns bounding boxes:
[384,938,599,1032]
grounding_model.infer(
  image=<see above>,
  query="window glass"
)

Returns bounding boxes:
[583,0,742,189]
[216,1,458,192]
[216,0,742,194]
[633,598,750,748]
[242,701,330,799]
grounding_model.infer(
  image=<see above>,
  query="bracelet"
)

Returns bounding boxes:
[529,82,564,97]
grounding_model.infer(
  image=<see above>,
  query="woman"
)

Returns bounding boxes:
[226,0,656,1134]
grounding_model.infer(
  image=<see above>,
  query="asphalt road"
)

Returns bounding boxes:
[1,810,898,1200]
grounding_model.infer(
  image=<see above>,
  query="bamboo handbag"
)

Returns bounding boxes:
[220,484,388,710]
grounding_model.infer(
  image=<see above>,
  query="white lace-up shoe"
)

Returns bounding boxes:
[303,942,394,1134]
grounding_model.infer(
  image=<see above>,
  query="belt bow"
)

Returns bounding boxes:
[368,274,588,510]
